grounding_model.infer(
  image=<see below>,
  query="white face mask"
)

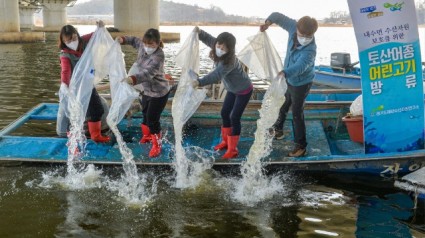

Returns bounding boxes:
[297,36,313,46]
[215,47,227,57]
[65,39,79,51]
[144,46,157,55]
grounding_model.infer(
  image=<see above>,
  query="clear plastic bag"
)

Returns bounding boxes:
[174,30,200,73]
[56,83,70,137]
[235,32,287,200]
[68,26,114,121]
[128,62,144,92]
[172,29,208,188]
[237,31,283,81]
[92,28,114,85]
[66,26,114,163]
[58,83,70,117]
[106,40,139,126]
[172,30,207,125]
[237,31,287,161]
[105,41,141,189]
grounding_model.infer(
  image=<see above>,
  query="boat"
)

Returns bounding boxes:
[395,167,425,199]
[314,52,361,89]
[314,64,361,89]
[0,88,424,176]
[394,168,425,218]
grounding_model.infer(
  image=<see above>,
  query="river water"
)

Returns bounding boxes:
[0,25,425,237]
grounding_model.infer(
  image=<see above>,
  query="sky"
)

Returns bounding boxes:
[76,0,350,20]
[164,0,350,20]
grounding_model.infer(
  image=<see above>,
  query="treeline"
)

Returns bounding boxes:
[322,11,351,25]
[67,0,258,24]
[160,1,258,24]
[67,0,113,15]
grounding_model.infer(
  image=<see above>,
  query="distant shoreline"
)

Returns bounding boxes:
[67,20,354,28]
[66,20,425,28]
[163,23,425,28]
[160,22,354,27]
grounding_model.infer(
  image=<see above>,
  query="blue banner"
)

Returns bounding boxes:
[348,0,424,153]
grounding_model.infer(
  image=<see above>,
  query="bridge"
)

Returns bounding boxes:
[0,0,177,43]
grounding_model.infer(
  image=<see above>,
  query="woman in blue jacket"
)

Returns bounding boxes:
[260,12,318,157]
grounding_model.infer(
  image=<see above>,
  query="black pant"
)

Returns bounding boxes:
[221,89,253,136]
[139,92,170,134]
[87,88,104,122]
[273,82,312,148]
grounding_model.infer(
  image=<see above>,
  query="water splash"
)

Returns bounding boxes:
[172,118,213,188]
[107,124,155,206]
[299,188,347,207]
[61,27,113,189]
[231,77,287,206]
[64,91,97,190]
[173,120,190,188]
[105,170,158,208]
[171,68,208,189]
[38,164,103,190]
[48,83,153,205]
[172,31,209,189]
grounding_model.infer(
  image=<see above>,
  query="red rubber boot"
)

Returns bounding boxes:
[149,133,162,158]
[214,127,232,151]
[139,124,152,144]
[88,121,110,143]
[222,135,239,159]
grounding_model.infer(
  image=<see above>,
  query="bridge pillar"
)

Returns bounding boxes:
[20,6,39,30]
[42,2,69,31]
[114,0,159,32]
[0,0,20,32]
[0,0,44,42]
[112,0,179,42]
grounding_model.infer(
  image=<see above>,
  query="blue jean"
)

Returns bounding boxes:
[273,82,312,148]
[221,89,253,136]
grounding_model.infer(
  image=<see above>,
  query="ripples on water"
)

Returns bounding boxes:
[2,165,424,237]
[0,26,424,237]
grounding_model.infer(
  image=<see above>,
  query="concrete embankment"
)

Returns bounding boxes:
[0,26,180,43]
[109,31,180,43]
[0,32,45,43]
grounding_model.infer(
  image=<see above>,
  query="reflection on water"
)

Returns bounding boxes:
[0,26,424,237]
[0,165,424,236]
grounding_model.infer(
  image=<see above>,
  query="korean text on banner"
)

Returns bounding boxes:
[347,0,424,153]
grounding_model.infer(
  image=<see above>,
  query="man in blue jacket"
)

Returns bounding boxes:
[260,12,318,157]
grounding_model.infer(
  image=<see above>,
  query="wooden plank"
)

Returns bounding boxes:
[305,120,331,155]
